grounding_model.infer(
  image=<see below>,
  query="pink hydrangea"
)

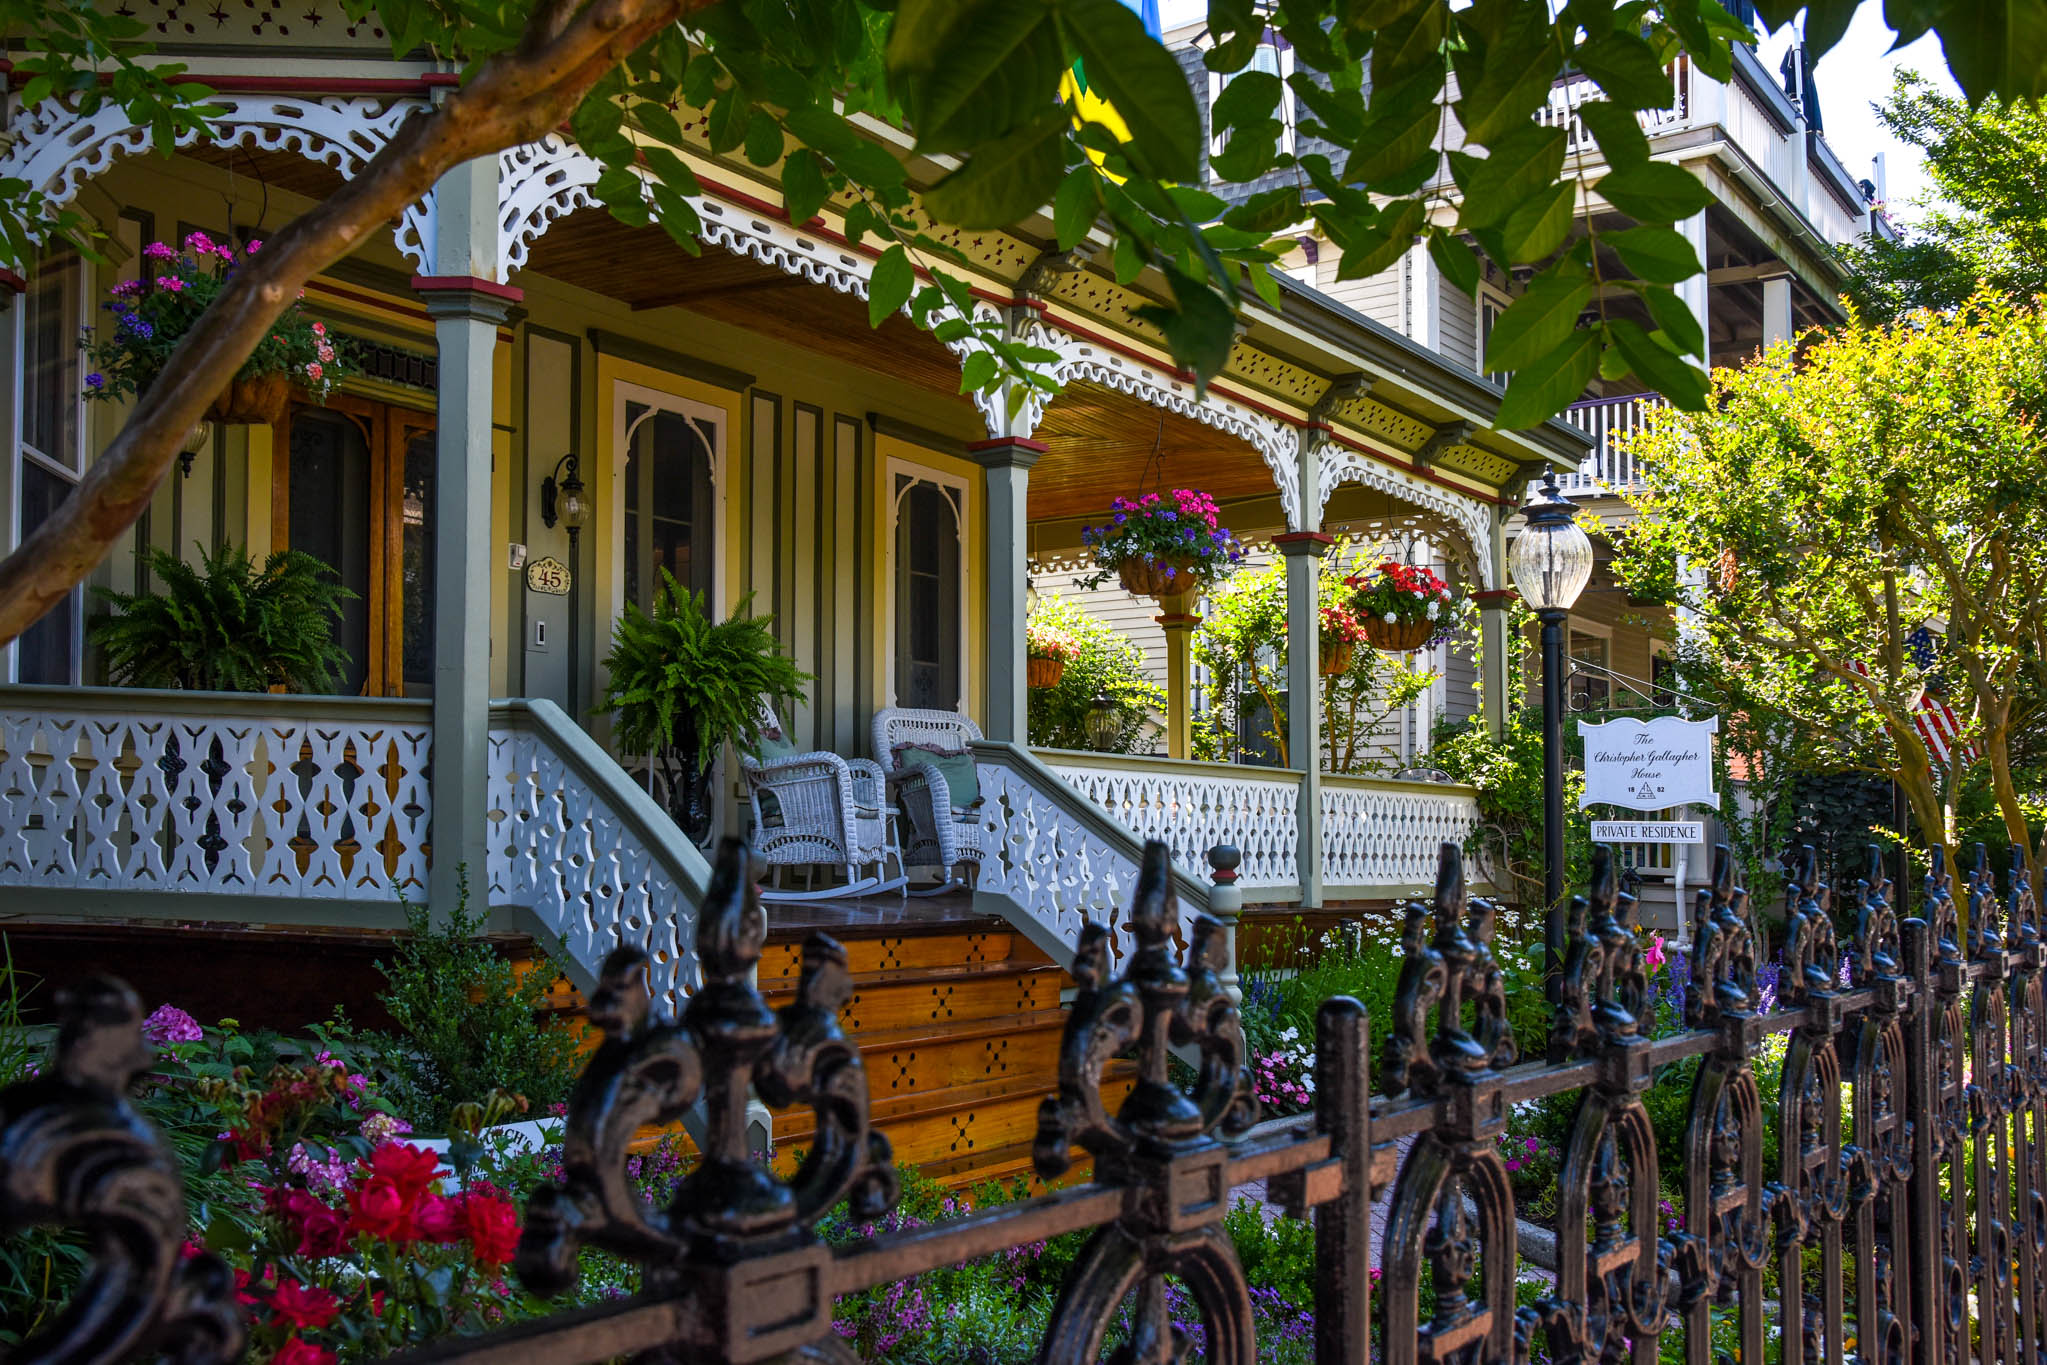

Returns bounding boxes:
[142,1004,203,1045]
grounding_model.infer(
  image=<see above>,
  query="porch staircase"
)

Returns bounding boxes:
[755,914,1132,1190]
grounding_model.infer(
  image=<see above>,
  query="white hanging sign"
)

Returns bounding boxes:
[1590,819,1705,843]
[1578,714,1719,811]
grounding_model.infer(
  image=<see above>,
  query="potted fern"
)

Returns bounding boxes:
[599,571,810,843]
[90,543,354,692]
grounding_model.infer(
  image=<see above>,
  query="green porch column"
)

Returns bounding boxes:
[1478,505,1515,737]
[1274,530,1329,909]
[968,437,1043,743]
[414,155,516,914]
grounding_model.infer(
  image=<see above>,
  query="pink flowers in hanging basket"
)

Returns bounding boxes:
[1078,489,1246,596]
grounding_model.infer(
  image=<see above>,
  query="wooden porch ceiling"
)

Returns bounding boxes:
[1029,380,1275,523]
[524,207,971,402]
[183,143,348,206]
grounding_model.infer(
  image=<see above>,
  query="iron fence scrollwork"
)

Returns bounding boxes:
[8,834,2047,1365]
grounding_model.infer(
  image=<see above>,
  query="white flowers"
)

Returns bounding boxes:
[1383,612,1398,624]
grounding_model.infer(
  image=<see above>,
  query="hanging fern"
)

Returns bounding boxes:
[89,542,354,693]
[599,572,810,768]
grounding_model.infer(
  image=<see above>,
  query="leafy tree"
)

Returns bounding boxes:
[1190,542,1435,771]
[89,542,353,693]
[1026,593,1168,753]
[1843,72,2047,318]
[1,0,2038,650]
[1611,295,2047,927]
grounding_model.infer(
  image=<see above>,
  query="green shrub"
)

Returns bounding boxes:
[373,870,584,1131]
[89,541,354,692]
[1026,593,1166,753]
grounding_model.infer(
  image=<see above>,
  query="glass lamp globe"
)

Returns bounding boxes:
[1085,694,1120,752]
[556,477,588,533]
[1509,473,1594,612]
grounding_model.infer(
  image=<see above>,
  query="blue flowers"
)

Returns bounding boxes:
[84,372,103,391]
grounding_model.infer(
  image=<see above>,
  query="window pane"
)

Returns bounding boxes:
[895,483,960,710]
[402,429,436,695]
[625,406,715,608]
[24,254,82,468]
[288,408,373,694]
[17,464,76,684]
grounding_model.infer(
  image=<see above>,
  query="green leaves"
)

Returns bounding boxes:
[887,0,1064,154]
[921,107,1066,228]
[1605,225,1702,283]
[1133,262,1239,389]
[1597,161,1714,223]
[1605,319,1708,409]
[1057,0,1203,181]
[1495,328,1600,429]
[869,244,914,327]
[1483,268,1594,375]
[1500,180,1578,265]
[781,148,830,226]
[1571,31,1672,109]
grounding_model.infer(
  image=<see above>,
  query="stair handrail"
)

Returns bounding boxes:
[487,698,712,1010]
[967,739,1214,971]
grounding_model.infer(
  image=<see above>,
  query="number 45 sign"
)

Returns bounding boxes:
[525,556,571,596]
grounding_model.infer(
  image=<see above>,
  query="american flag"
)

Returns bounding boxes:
[1846,655,1978,767]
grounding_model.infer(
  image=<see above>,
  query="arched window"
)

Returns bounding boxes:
[623,401,717,609]
[892,473,964,711]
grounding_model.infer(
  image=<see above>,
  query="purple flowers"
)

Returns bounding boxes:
[84,372,104,391]
[142,1003,203,1045]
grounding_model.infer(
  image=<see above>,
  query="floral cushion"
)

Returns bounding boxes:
[901,748,982,812]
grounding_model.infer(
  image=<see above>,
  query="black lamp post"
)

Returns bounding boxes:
[1086,693,1120,752]
[1507,472,1594,1003]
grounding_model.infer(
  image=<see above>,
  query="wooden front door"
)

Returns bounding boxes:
[277,395,438,697]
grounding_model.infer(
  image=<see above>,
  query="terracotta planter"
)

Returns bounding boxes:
[1363,615,1435,652]
[1117,557,1201,600]
[1320,641,1355,676]
[1027,655,1067,689]
[204,372,293,426]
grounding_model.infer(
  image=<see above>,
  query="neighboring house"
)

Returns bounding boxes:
[1166,14,1891,925]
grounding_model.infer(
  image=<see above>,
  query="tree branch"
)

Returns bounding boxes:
[0,0,713,646]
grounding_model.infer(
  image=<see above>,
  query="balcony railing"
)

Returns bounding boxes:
[1537,56,1694,154]
[1558,391,1665,493]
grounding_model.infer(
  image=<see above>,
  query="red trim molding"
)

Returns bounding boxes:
[1271,531,1334,546]
[1473,589,1519,605]
[1155,612,1204,628]
[420,73,461,89]
[0,267,24,295]
[410,274,524,303]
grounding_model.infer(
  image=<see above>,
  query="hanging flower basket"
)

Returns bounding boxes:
[1117,557,1204,600]
[1362,615,1436,652]
[1027,656,1067,689]
[1025,620,1081,689]
[1320,641,1355,676]
[1318,602,1368,674]
[204,372,294,426]
[1080,490,1245,601]
[83,231,353,417]
[1349,561,1459,654]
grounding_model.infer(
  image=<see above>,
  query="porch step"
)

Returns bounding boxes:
[531,909,1117,1191]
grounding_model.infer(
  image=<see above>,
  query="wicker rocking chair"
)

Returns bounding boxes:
[740,701,906,902]
[872,707,987,895]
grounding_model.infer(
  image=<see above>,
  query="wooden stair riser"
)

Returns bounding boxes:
[756,929,1049,989]
[764,968,1065,1035]
[858,1022,1066,1101]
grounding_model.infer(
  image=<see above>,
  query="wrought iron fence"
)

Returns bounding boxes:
[1,826,2039,1365]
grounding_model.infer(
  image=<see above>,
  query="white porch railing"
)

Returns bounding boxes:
[1558,392,1665,493]
[0,687,710,1009]
[1037,750,1301,894]
[0,687,433,902]
[970,742,1215,968]
[487,699,711,1013]
[1319,773,1481,899]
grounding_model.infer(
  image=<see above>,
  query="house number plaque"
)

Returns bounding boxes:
[525,556,572,596]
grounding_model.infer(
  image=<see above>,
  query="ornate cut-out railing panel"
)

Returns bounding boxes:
[7,834,2047,1365]
[1040,750,1301,892]
[0,687,431,902]
[1318,773,1481,896]
[485,700,711,1012]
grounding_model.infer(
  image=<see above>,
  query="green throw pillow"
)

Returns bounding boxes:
[902,749,982,811]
